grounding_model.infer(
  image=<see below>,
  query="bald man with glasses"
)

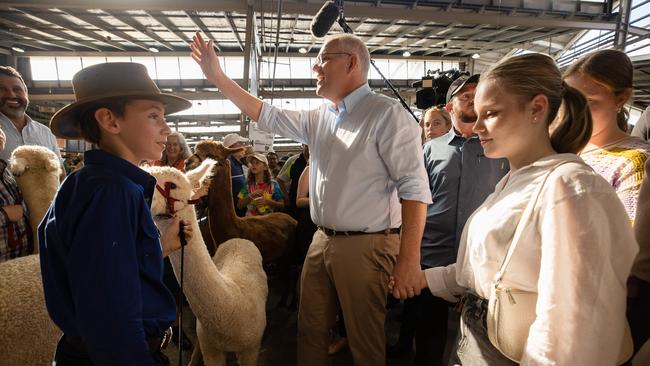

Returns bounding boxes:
[191,31,431,366]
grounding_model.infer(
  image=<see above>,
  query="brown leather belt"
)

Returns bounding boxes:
[319,226,400,237]
[65,327,172,354]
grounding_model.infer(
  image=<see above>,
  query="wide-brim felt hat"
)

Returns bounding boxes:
[50,62,192,139]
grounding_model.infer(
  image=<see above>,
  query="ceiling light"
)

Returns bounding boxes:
[472,53,480,59]
[402,51,411,57]
[148,47,159,53]
[298,47,307,54]
[11,46,25,53]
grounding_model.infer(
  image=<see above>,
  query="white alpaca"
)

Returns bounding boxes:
[0,147,62,366]
[9,145,62,252]
[147,160,268,366]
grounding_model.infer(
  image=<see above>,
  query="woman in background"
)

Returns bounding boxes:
[150,131,191,172]
[420,106,452,143]
[564,49,650,356]
[564,49,650,223]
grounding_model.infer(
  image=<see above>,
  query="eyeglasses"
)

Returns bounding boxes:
[313,52,352,67]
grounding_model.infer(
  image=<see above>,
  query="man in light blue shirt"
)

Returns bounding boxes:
[0,66,62,162]
[191,32,431,366]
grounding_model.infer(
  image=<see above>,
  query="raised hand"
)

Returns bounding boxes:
[190,32,223,85]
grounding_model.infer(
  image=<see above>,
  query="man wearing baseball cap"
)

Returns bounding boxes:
[222,133,249,216]
[389,74,509,365]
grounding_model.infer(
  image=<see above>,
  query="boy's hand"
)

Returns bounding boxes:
[2,205,24,222]
[190,32,224,86]
[160,216,193,257]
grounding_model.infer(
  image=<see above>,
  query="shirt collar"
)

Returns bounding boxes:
[445,126,478,145]
[0,111,33,129]
[84,150,156,192]
[327,83,371,116]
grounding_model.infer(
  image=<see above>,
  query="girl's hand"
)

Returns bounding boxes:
[254,197,266,208]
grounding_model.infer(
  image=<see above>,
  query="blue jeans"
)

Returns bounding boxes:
[450,294,517,366]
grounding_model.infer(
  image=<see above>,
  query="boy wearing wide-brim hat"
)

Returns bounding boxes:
[39,62,192,365]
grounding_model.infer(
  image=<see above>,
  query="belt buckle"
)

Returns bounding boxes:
[160,327,172,350]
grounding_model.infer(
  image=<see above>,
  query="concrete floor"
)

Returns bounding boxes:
[165,275,459,366]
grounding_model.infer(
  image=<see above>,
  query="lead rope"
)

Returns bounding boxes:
[206,207,218,251]
[178,220,186,366]
[154,182,191,365]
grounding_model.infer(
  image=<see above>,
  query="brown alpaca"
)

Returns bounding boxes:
[201,159,297,262]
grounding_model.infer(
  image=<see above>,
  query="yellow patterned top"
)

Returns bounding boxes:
[580,136,650,223]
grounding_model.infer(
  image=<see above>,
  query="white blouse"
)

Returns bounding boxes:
[425,153,638,365]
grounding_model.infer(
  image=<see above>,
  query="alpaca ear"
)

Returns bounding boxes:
[186,158,216,188]
[47,157,62,174]
[223,146,246,158]
[8,157,28,176]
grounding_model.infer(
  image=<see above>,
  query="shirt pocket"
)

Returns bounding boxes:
[138,214,163,269]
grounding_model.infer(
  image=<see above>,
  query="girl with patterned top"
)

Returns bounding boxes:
[237,152,284,216]
[564,49,650,223]
[565,49,650,358]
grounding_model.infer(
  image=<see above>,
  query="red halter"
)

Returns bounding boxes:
[155,181,202,215]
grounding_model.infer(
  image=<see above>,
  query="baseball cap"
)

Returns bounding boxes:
[446,74,480,103]
[247,152,269,166]
[222,133,249,148]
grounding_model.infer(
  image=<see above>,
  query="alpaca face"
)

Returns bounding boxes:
[185,140,247,171]
[147,160,215,216]
[146,166,194,216]
[9,145,62,177]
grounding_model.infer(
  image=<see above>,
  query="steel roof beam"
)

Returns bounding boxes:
[224,11,244,51]
[146,10,192,45]
[51,9,152,51]
[369,21,426,52]
[104,10,176,51]
[11,9,128,51]
[184,10,222,52]
[0,12,103,51]
[4,0,618,31]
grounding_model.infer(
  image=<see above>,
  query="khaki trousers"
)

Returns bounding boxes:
[297,229,400,366]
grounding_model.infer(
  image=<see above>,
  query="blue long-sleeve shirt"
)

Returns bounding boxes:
[38,149,175,365]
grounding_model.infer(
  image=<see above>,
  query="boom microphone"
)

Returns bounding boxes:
[310,1,340,38]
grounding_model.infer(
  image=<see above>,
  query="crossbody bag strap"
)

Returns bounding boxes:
[493,161,571,285]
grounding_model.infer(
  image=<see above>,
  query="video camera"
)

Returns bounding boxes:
[414,69,468,110]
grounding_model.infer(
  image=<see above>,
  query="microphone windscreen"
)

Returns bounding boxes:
[310,1,340,38]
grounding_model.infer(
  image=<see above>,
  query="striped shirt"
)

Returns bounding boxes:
[580,136,650,223]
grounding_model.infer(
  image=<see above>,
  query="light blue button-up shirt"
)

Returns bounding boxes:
[0,112,62,162]
[257,84,432,232]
